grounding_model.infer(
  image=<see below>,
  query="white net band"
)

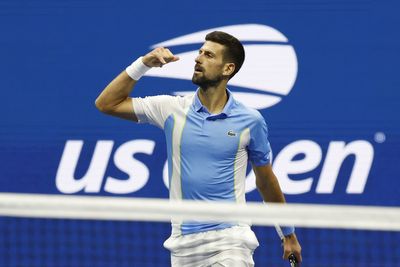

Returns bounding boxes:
[0,193,399,231]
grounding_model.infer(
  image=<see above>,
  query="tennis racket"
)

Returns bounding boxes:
[288,253,299,267]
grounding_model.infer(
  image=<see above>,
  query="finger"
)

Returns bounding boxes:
[155,53,167,65]
[164,48,179,63]
[152,47,178,66]
[283,248,291,259]
[164,48,174,58]
[294,251,302,262]
[171,55,180,62]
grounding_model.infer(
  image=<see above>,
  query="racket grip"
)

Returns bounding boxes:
[288,253,299,267]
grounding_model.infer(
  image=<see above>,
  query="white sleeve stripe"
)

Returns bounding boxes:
[131,98,148,124]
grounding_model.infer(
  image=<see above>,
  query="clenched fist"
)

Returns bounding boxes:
[142,47,179,67]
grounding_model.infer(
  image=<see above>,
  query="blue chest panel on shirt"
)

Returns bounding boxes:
[180,108,243,201]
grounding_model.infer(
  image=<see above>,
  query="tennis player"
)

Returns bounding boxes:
[96,31,302,266]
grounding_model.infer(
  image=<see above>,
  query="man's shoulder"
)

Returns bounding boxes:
[174,93,195,109]
[233,99,265,123]
[141,93,194,108]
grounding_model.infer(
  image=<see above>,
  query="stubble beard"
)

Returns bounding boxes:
[192,73,224,90]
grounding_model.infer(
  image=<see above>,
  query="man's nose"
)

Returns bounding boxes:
[195,54,202,63]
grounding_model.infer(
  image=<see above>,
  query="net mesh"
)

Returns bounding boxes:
[0,194,399,267]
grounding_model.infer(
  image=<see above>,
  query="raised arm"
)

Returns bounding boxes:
[95,47,179,121]
[253,163,302,263]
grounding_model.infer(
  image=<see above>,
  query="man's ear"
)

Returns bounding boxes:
[223,63,235,77]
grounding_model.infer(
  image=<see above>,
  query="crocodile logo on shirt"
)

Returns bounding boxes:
[227,130,237,137]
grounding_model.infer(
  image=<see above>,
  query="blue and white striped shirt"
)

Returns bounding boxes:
[132,89,272,235]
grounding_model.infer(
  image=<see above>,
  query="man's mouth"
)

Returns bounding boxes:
[194,65,203,73]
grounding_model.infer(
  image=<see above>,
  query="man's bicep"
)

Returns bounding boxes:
[248,115,271,166]
[106,97,138,122]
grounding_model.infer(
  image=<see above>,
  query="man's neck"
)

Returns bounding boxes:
[198,84,228,114]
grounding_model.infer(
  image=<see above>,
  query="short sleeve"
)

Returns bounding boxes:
[248,115,272,166]
[132,95,180,129]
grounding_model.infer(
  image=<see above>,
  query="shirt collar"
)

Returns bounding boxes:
[193,88,235,118]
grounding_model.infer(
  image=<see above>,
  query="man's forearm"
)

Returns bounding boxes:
[258,184,286,203]
[95,49,178,121]
[95,71,136,113]
[256,172,286,203]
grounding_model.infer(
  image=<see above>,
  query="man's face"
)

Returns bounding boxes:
[192,41,227,88]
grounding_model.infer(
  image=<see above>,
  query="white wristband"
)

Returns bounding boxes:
[263,201,295,239]
[125,56,151,81]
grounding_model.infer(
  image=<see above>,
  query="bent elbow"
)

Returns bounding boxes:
[95,98,111,114]
[94,98,104,111]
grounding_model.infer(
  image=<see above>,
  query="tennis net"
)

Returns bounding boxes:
[0,193,399,266]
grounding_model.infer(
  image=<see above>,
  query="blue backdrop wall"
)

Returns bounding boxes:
[0,0,399,266]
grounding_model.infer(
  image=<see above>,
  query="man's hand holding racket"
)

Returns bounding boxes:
[282,233,302,266]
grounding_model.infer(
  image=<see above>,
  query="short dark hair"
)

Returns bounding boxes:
[205,31,245,79]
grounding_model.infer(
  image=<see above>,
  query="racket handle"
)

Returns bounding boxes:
[288,253,299,267]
